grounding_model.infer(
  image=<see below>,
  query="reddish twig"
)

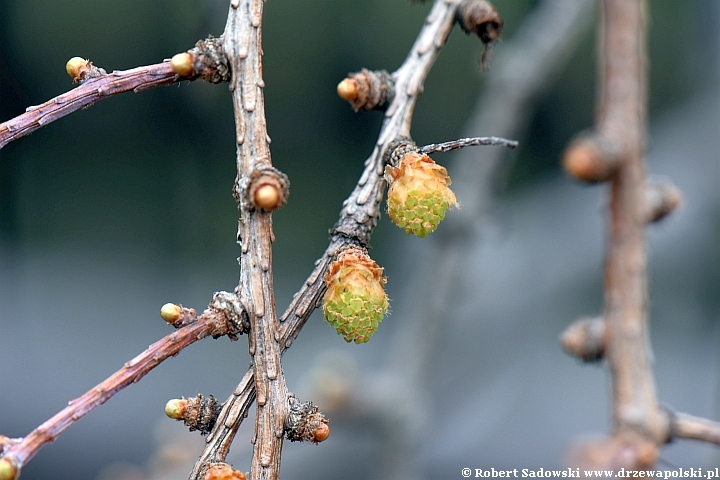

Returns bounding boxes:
[0,62,179,150]
[673,412,720,446]
[0,299,244,475]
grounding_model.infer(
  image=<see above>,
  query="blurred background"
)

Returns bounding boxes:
[1,0,719,479]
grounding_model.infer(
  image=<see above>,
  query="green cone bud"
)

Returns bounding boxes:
[323,246,388,344]
[386,152,458,237]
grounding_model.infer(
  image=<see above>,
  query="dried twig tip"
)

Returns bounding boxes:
[160,303,183,324]
[457,0,503,44]
[0,458,17,480]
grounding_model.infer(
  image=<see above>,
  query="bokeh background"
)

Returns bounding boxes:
[1,0,719,479]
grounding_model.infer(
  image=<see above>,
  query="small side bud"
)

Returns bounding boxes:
[171,52,195,77]
[323,245,389,344]
[203,463,247,480]
[336,78,359,101]
[185,394,222,435]
[312,422,330,443]
[0,458,17,480]
[562,132,620,183]
[560,316,605,362]
[456,0,503,69]
[285,396,330,444]
[66,57,89,81]
[338,69,394,112]
[160,303,183,324]
[643,180,682,223]
[165,398,189,420]
[246,167,289,212]
[65,57,106,84]
[457,0,503,43]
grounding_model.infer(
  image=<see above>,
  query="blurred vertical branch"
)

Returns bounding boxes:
[562,0,720,469]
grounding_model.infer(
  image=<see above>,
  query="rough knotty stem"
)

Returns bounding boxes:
[0,305,236,471]
[601,0,668,444]
[189,1,468,476]
[223,1,287,479]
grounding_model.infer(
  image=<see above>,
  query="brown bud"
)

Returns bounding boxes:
[171,52,195,77]
[203,463,246,480]
[338,69,394,112]
[183,394,222,435]
[337,78,359,101]
[312,423,331,443]
[0,458,17,480]
[643,180,682,223]
[285,396,330,444]
[562,133,620,182]
[160,303,183,324]
[246,167,289,212]
[560,316,605,362]
[457,0,503,44]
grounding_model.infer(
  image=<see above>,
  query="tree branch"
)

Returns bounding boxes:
[0,62,177,150]
[0,298,244,475]
[189,0,498,476]
[222,1,287,479]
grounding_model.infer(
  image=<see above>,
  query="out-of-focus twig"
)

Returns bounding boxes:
[673,412,720,445]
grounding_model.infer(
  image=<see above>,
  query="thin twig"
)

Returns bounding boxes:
[0,62,178,150]
[673,412,720,445]
[0,304,239,472]
[419,136,517,155]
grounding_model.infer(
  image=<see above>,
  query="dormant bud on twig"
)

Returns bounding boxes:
[65,57,106,83]
[165,394,222,435]
[284,396,330,444]
[160,303,183,324]
[0,459,17,480]
[336,69,394,112]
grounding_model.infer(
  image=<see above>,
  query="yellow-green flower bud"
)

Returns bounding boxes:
[386,152,458,237]
[0,458,17,480]
[323,246,388,344]
[160,303,182,324]
[164,398,188,420]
